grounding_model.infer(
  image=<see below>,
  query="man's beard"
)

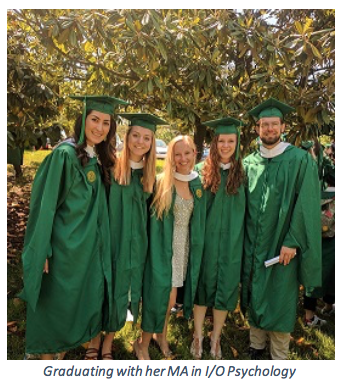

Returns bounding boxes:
[260,134,281,146]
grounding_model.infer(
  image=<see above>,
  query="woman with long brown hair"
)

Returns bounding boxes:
[134,135,206,360]
[192,117,245,360]
[20,95,128,360]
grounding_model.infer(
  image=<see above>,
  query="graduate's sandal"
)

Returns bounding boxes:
[133,340,150,360]
[152,333,173,358]
[210,337,222,360]
[190,336,203,360]
[84,334,103,360]
[84,347,100,360]
[101,352,114,360]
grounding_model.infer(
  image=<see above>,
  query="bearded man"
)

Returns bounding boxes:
[242,98,322,360]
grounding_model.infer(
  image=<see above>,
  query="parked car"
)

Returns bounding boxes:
[44,137,52,150]
[156,139,168,159]
[201,147,210,160]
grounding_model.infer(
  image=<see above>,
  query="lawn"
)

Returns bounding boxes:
[7,150,335,360]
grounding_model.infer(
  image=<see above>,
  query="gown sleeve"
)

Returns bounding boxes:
[20,147,76,311]
[282,153,322,288]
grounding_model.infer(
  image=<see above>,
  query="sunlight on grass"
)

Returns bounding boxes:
[23,149,51,167]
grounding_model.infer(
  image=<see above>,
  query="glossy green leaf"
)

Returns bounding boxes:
[295,21,303,34]
[310,43,322,59]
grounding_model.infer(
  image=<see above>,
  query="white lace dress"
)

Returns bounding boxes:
[171,193,194,287]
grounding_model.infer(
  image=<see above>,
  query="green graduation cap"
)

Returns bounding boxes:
[301,140,314,150]
[70,95,129,144]
[118,113,168,133]
[249,97,295,121]
[203,116,242,160]
[281,132,288,142]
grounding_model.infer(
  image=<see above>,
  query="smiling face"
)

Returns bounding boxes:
[127,125,153,162]
[217,133,237,164]
[256,117,285,148]
[173,140,196,175]
[84,110,111,146]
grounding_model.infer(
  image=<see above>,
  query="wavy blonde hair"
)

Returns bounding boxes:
[114,126,156,193]
[151,135,196,219]
[202,134,245,195]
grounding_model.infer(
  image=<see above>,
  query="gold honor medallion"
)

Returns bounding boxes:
[87,170,96,183]
[196,189,202,198]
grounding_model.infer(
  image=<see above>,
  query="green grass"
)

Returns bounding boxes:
[7,151,335,360]
[23,149,51,167]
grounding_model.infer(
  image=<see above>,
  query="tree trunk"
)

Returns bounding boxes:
[194,116,206,163]
[14,165,22,178]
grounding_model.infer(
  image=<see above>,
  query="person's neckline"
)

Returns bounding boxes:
[175,191,193,201]
[260,142,290,158]
[219,162,231,170]
[129,159,144,169]
[173,170,198,182]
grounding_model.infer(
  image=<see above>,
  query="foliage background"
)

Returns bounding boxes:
[8,9,335,159]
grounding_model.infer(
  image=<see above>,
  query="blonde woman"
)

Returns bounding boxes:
[86,114,167,360]
[133,135,206,360]
[192,117,245,360]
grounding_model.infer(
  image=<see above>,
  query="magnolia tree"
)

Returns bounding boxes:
[8,9,334,159]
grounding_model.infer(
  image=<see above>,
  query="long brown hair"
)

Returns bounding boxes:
[73,110,117,185]
[114,125,156,193]
[151,135,196,219]
[202,135,244,194]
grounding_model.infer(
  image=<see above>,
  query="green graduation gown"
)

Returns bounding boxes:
[320,237,335,297]
[105,168,151,332]
[194,163,245,311]
[311,188,335,299]
[141,176,206,333]
[20,143,111,354]
[242,145,322,333]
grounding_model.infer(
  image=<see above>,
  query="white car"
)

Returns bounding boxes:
[201,147,210,160]
[156,139,168,159]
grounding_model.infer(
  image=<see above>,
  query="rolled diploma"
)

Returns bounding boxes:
[264,256,280,268]
[264,253,297,268]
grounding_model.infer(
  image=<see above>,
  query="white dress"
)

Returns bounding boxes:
[171,193,194,287]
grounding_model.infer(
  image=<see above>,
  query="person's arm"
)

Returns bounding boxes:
[282,154,322,286]
[20,147,75,311]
